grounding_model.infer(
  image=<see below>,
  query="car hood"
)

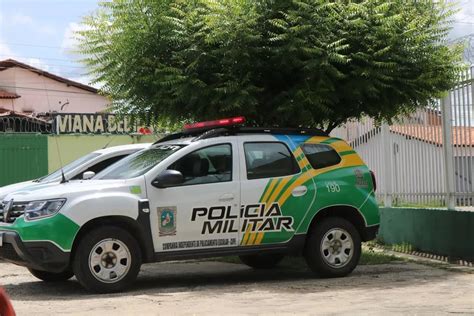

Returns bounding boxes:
[0,181,35,201]
[4,179,134,203]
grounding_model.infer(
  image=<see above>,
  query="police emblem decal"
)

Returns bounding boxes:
[158,207,177,236]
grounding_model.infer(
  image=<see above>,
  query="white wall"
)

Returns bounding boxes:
[333,122,474,206]
[333,129,448,205]
[0,67,109,113]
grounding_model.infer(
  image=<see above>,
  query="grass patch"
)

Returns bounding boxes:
[365,240,417,254]
[359,250,401,265]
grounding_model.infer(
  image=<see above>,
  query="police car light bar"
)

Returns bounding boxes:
[184,116,246,130]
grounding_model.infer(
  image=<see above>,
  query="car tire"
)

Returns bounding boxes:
[304,217,361,277]
[239,253,285,269]
[28,268,74,282]
[72,226,142,293]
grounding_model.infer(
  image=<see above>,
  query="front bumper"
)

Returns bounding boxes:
[0,231,70,273]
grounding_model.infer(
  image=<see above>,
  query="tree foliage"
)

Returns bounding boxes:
[78,0,464,132]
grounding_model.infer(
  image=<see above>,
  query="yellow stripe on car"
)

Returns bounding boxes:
[241,224,252,245]
[306,136,331,143]
[255,232,265,245]
[266,175,293,203]
[247,232,258,245]
[329,140,355,153]
[277,158,365,206]
[261,178,278,203]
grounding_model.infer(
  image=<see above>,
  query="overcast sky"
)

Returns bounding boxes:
[0,0,473,87]
[449,0,474,39]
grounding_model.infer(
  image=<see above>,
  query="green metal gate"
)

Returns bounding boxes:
[0,134,48,187]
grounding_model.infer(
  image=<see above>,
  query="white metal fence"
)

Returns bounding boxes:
[332,66,474,209]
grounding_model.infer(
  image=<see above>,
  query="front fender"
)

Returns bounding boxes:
[62,192,141,227]
[0,214,80,252]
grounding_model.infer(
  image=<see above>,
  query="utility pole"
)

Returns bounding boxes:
[441,95,456,210]
[381,123,393,207]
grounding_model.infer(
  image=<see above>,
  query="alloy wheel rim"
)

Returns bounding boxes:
[320,228,354,268]
[89,238,131,284]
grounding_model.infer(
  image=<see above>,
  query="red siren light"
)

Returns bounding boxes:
[184,116,246,130]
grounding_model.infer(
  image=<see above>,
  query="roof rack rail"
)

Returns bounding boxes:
[153,132,183,144]
[193,126,327,141]
[238,127,327,136]
[154,126,328,144]
[153,127,211,144]
[192,127,235,142]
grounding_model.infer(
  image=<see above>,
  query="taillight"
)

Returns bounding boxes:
[370,170,376,191]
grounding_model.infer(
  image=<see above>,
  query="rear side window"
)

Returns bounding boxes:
[301,144,341,169]
[244,142,300,180]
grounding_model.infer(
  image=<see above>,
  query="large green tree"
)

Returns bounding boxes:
[78,0,464,132]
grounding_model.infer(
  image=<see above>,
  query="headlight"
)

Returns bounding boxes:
[24,199,66,221]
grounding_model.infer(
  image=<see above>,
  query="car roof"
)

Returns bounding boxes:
[153,127,328,145]
[92,143,152,155]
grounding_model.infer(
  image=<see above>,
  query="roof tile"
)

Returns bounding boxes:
[0,89,20,99]
[390,125,474,146]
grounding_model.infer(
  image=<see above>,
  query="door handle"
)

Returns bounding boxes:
[292,186,307,197]
[219,193,235,201]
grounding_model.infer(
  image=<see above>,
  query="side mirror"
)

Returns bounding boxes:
[83,171,96,180]
[152,170,184,188]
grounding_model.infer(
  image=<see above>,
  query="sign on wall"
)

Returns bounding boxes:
[53,113,139,134]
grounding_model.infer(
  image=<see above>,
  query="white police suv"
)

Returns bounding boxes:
[0,117,379,293]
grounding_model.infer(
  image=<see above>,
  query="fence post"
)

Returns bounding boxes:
[381,123,393,207]
[441,95,456,210]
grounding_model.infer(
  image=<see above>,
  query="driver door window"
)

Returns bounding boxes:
[168,144,232,186]
[148,141,240,253]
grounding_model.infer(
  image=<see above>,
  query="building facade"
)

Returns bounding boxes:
[0,59,108,115]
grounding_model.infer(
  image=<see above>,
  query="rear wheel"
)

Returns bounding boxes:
[304,217,361,277]
[72,226,142,293]
[239,253,284,269]
[28,268,74,282]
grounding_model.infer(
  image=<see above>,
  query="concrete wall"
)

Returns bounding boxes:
[379,207,474,260]
[0,67,109,113]
[47,134,158,172]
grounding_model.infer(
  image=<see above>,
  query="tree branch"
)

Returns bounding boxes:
[325,120,343,134]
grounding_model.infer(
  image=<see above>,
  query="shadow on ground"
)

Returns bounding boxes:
[2,260,455,302]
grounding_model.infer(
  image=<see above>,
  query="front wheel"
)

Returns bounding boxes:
[72,226,142,293]
[28,268,74,282]
[304,217,361,277]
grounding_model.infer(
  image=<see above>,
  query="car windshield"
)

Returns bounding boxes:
[38,153,101,183]
[96,144,185,180]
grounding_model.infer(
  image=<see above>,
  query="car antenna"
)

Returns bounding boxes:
[102,134,117,149]
[41,72,68,183]
[59,154,67,184]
